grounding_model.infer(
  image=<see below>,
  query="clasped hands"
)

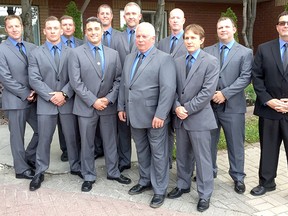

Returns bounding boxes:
[27,90,37,102]
[49,91,66,107]
[268,98,288,114]
[93,97,109,111]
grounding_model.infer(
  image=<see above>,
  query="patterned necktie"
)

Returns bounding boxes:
[66,39,72,48]
[186,55,193,78]
[170,36,177,54]
[131,53,144,80]
[283,43,288,71]
[129,29,135,52]
[103,31,109,47]
[53,45,60,72]
[94,46,103,77]
[17,42,28,63]
[220,45,227,68]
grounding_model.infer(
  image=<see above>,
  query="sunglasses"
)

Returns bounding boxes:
[278,21,288,26]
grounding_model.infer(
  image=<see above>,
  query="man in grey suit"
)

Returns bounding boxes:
[116,2,142,173]
[28,16,81,191]
[118,22,176,208]
[167,24,219,212]
[68,17,131,192]
[93,4,122,159]
[204,17,252,194]
[0,15,38,179]
[58,15,83,162]
[158,8,187,169]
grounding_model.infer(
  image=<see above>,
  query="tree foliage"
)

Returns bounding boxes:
[221,7,239,42]
[64,1,83,39]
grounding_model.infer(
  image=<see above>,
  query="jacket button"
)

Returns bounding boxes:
[129,88,131,90]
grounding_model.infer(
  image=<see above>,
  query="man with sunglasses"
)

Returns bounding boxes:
[251,11,288,196]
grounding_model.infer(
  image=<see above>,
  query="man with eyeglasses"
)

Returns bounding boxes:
[251,11,288,196]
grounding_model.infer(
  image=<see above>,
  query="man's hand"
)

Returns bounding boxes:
[49,92,66,107]
[212,91,226,104]
[275,98,288,113]
[93,98,108,110]
[27,90,36,102]
[118,111,126,122]
[175,106,188,120]
[267,98,286,112]
[152,117,164,129]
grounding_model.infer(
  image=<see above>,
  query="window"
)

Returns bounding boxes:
[0,5,40,45]
[120,10,167,39]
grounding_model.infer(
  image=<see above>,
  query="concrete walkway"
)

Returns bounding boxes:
[0,122,288,216]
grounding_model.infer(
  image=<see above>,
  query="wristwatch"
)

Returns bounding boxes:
[62,91,68,99]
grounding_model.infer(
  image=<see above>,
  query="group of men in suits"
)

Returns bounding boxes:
[2,0,288,212]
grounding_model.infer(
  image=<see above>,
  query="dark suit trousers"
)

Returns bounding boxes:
[258,117,288,187]
[117,119,132,168]
[131,125,169,195]
[6,104,38,173]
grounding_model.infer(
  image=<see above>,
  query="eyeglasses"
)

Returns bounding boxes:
[278,21,288,26]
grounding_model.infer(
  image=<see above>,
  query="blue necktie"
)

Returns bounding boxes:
[131,53,144,80]
[170,36,177,54]
[186,55,193,78]
[283,43,288,71]
[220,45,227,68]
[53,45,60,72]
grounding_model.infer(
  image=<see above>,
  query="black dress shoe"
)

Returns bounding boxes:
[167,187,190,199]
[27,160,36,170]
[128,184,152,195]
[81,181,95,192]
[197,198,210,212]
[29,174,44,191]
[150,194,165,208]
[234,181,246,194]
[107,174,131,184]
[119,165,131,173]
[94,152,104,160]
[16,169,35,179]
[70,171,83,179]
[61,151,68,162]
[250,185,276,196]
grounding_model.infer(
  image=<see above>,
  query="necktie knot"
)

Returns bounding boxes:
[66,39,72,47]
[130,29,135,34]
[17,42,23,48]
[17,42,28,63]
[94,46,100,51]
[104,31,109,36]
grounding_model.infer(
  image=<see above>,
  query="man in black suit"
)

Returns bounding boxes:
[251,11,288,196]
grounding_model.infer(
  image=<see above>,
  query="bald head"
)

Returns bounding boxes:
[169,8,185,35]
[136,22,155,53]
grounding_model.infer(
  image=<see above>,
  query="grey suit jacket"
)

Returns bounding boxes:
[118,47,176,129]
[173,50,219,131]
[28,44,74,115]
[0,39,37,110]
[204,42,252,113]
[115,30,138,66]
[68,43,122,117]
[109,28,122,50]
[158,35,187,58]
[74,37,83,47]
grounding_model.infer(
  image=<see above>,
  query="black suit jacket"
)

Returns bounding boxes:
[252,38,288,119]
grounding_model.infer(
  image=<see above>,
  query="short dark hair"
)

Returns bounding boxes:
[217,17,236,27]
[85,17,103,28]
[277,11,288,22]
[60,15,75,24]
[97,4,113,15]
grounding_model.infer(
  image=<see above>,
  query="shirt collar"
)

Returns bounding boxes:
[105,27,112,35]
[61,35,75,44]
[45,41,62,51]
[186,48,201,60]
[87,41,103,51]
[171,30,184,40]
[126,27,135,34]
[8,37,23,47]
[138,45,154,58]
[279,38,288,49]
[219,39,235,50]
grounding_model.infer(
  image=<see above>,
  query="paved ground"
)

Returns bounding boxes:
[0,110,288,216]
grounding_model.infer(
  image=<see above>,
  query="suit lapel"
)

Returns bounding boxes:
[183,51,203,88]
[42,44,58,73]
[121,31,130,54]
[5,40,27,65]
[58,45,68,74]
[83,43,102,78]
[221,42,239,72]
[172,37,184,57]
[130,48,157,85]
[271,39,286,76]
